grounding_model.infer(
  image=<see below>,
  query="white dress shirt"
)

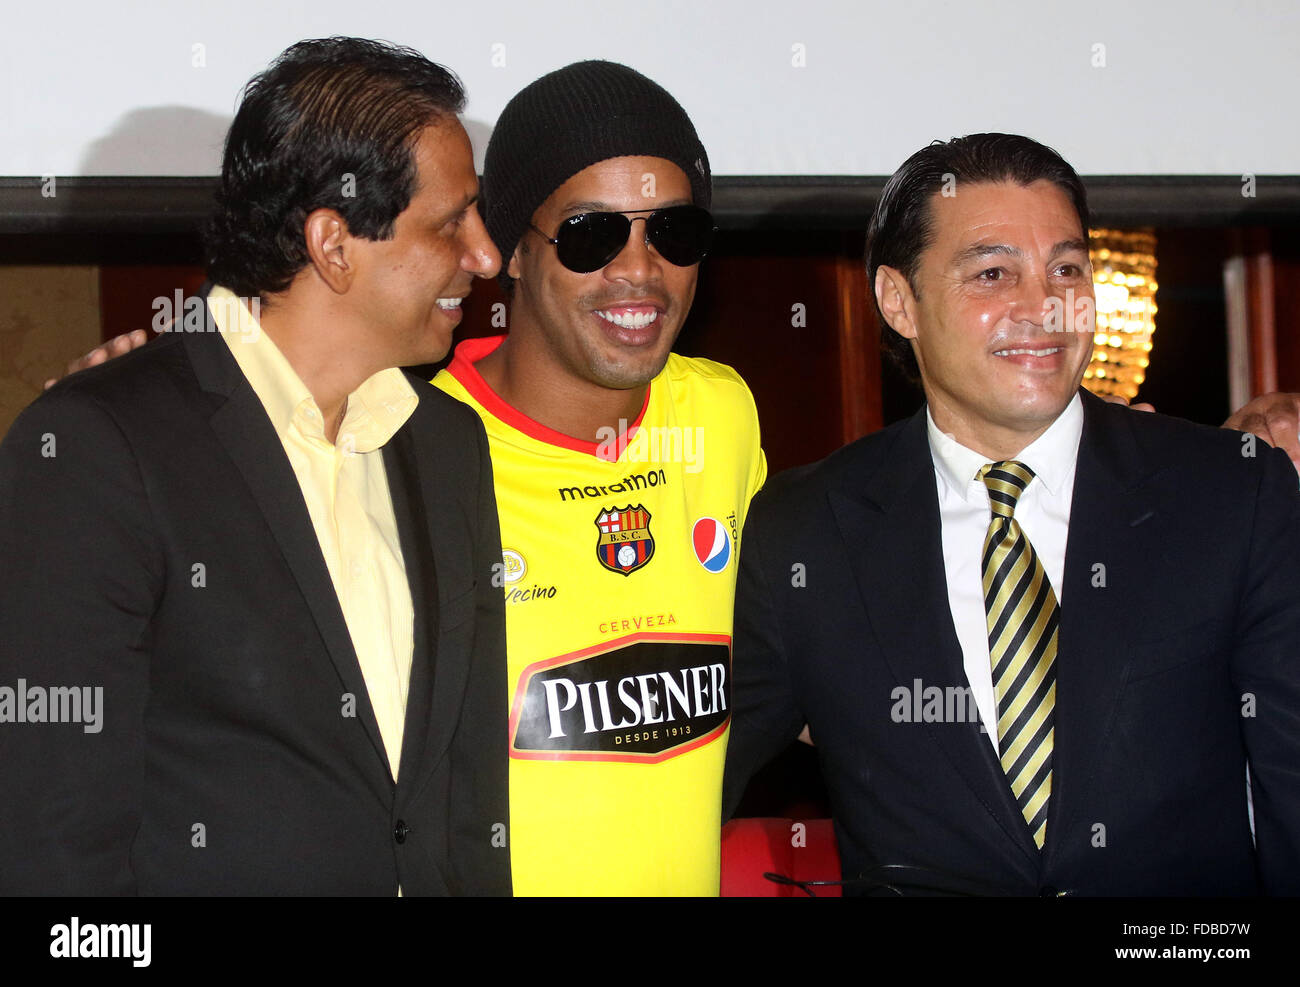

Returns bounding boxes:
[926,394,1084,753]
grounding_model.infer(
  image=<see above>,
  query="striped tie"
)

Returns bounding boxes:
[978,461,1057,850]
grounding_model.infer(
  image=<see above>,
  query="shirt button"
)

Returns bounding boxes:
[350,561,364,579]
[394,820,409,844]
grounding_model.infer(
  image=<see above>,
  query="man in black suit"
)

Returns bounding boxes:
[0,38,509,894]
[724,133,1300,895]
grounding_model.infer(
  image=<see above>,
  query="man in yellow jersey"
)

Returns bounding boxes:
[43,58,760,896]
[434,61,766,895]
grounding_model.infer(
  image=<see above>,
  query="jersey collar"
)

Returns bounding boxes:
[445,335,651,461]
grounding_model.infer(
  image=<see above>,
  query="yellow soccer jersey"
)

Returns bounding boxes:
[433,335,766,895]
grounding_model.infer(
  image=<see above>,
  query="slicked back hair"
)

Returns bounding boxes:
[205,37,466,299]
[865,133,1090,382]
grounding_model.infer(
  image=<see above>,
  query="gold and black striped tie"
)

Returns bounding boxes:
[978,461,1057,850]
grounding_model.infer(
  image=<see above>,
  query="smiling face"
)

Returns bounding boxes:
[506,155,699,391]
[876,180,1094,457]
[349,117,500,367]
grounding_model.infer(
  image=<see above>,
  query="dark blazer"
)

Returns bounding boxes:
[0,307,510,895]
[724,390,1300,895]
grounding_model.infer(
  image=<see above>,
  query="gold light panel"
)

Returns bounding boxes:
[1083,228,1158,402]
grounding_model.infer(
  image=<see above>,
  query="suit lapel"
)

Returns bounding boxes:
[829,409,1041,867]
[1046,391,1166,857]
[183,311,392,780]
[383,421,477,801]
[383,427,440,795]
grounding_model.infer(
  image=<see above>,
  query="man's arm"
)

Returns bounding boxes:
[722,501,805,820]
[1224,392,1300,470]
[1231,443,1300,893]
[43,330,150,390]
[0,388,162,893]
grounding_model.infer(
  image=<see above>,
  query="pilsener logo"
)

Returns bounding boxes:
[509,633,731,763]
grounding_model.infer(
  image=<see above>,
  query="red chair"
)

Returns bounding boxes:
[720,817,842,897]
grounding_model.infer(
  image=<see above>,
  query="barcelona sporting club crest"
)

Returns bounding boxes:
[595,505,655,576]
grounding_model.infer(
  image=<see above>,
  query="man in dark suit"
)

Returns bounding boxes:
[724,133,1300,895]
[0,38,509,894]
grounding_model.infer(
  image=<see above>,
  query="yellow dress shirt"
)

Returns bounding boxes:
[208,286,417,779]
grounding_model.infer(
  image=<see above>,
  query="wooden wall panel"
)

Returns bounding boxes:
[1269,228,1300,394]
[677,251,845,473]
[0,265,101,438]
[1223,227,1300,407]
[99,265,207,342]
[835,253,882,442]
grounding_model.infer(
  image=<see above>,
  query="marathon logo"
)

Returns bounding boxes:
[558,469,666,501]
[510,634,731,762]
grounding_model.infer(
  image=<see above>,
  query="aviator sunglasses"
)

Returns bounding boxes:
[528,205,716,274]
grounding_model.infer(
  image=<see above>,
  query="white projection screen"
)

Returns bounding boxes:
[3,0,1299,181]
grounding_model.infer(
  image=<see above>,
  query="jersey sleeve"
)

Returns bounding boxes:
[735,372,767,528]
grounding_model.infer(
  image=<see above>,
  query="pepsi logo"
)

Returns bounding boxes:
[692,517,731,573]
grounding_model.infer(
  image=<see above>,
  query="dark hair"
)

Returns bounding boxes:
[865,133,1090,381]
[205,37,465,298]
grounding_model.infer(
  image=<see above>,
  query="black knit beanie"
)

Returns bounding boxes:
[482,60,712,266]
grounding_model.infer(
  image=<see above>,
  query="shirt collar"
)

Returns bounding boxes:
[209,285,417,452]
[926,392,1084,501]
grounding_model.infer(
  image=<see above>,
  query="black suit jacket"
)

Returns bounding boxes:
[0,310,510,895]
[724,391,1300,895]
